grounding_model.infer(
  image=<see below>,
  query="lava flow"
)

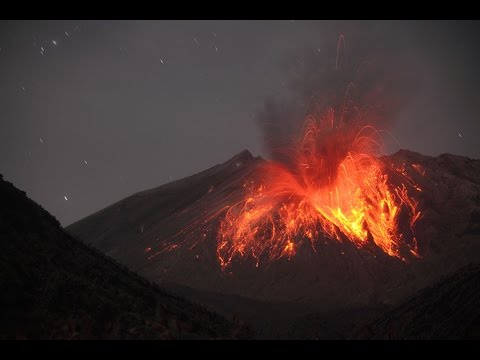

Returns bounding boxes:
[216,110,422,269]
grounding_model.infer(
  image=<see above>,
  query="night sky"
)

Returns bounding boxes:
[1,20,479,226]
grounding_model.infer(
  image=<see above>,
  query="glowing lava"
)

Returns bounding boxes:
[217,111,422,269]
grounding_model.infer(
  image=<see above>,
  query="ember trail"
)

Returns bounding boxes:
[217,111,422,269]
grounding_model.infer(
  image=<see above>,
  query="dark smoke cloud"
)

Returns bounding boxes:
[256,29,421,165]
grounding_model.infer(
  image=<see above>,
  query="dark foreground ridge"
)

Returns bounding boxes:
[0,174,252,340]
[355,263,480,339]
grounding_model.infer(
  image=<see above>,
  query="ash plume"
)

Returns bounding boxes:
[255,34,421,167]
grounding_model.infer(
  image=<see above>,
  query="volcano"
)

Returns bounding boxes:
[67,147,480,327]
[64,35,480,337]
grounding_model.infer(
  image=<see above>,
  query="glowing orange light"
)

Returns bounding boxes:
[216,112,422,269]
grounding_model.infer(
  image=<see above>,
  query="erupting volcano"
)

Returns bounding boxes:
[148,108,425,271]
[67,33,480,318]
[5,20,480,340]
[153,38,426,270]
[217,114,422,269]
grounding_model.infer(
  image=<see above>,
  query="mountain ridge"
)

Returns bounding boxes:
[0,173,251,339]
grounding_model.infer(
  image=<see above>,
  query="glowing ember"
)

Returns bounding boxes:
[216,112,422,269]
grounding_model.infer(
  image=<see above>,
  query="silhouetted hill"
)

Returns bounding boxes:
[0,174,251,340]
[354,263,480,339]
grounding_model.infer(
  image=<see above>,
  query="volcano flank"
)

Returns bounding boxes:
[67,148,480,333]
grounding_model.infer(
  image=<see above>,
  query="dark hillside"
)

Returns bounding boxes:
[0,174,251,339]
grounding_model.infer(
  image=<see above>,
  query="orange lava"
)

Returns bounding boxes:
[217,112,422,269]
